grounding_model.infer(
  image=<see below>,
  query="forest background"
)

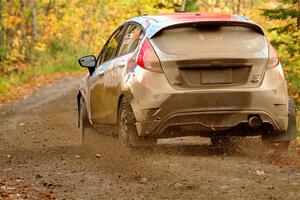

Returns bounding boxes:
[0,0,299,112]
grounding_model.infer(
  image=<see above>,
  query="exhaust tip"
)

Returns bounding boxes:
[248,115,262,128]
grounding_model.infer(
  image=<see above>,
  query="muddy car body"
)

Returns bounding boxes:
[77,13,297,147]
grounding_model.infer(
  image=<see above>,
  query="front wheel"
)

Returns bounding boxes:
[117,98,156,147]
[79,98,91,143]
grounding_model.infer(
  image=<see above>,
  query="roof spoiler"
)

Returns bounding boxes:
[148,21,265,39]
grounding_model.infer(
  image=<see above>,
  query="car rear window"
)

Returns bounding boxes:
[152,25,266,55]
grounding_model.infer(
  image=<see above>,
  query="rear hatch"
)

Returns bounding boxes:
[150,23,268,89]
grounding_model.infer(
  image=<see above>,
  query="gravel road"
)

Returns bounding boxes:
[0,77,299,200]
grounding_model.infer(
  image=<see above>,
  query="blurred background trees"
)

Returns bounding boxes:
[262,0,300,100]
[0,0,299,105]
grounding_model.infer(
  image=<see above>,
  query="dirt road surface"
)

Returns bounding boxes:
[0,77,299,200]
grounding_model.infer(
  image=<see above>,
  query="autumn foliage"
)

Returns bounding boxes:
[0,0,299,111]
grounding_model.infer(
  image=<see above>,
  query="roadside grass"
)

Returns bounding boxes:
[33,51,81,74]
[0,48,87,104]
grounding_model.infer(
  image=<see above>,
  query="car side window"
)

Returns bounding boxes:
[97,26,126,66]
[118,24,144,56]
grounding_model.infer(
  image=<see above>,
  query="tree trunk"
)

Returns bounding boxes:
[88,0,99,48]
[297,0,300,30]
[30,0,37,41]
[215,0,220,8]
[232,0,235,14]
[0,0,4,49]
[20,0,30,60]
[250,0,254,9]
[181,0,186,11]
[45,0,54,16]
[237,0,241,14]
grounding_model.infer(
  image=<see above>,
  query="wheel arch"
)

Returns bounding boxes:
[77,91,90,127]
[117,94,125,114]
[117,92,134,123]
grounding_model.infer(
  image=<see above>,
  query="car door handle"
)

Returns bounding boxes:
[114,61,126,68]
[96,70,104,77]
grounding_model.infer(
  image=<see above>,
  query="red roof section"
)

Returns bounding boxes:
[156,12,237,22]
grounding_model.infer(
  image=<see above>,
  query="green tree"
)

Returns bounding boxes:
[262,0,300,55]
[262,0,300,104]
[186,0,199,11]
[180,0,199,12]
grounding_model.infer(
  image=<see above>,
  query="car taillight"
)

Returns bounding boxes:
[267,43,284,79]
[267,43,280,68]
[137,39,162,72]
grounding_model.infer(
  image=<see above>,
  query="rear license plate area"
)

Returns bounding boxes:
[200,68,233,84]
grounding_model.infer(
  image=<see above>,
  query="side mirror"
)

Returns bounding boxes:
[78,55,96,68]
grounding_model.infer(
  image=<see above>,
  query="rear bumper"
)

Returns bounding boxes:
[130,66,289,137]
[136,110,287,137]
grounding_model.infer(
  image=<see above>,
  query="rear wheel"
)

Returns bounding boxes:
[79,98,91,143]
[117,98,156,147]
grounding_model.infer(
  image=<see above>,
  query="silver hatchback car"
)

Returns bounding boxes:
[77,13,297,149]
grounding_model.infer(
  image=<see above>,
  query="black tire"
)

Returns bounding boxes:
[117,98,156,147]
[79,98,91,143]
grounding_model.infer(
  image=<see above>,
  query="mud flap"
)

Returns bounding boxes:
[269,97,298,142]
[77,92,81,128]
